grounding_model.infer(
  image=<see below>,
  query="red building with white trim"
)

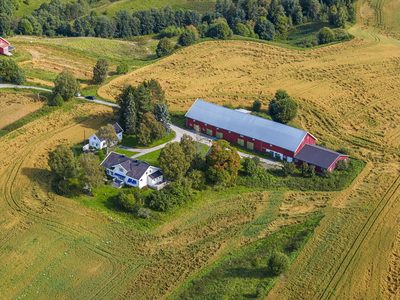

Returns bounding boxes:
[185,99,348,172]
[0,37,15,56]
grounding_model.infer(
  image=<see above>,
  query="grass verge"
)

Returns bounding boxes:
[114,148,139,157]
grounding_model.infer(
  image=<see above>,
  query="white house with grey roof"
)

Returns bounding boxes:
[100,151,164,189]
[89,123,124,150]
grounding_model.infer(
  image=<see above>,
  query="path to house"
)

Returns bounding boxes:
[0,84,280,167]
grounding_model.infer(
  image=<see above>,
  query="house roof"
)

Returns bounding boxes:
[100,152,151,179]
[93,122,123,141]
[113,122,124,134]
[149,170,163,179]
[294,144,348,169]
[185,99,311,153]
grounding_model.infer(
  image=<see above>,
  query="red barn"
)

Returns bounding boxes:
[0,37,15,56]
[185,99,348,172]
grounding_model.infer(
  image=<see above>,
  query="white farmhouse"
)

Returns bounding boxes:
[100,152,164,189]
[89,123,124,150]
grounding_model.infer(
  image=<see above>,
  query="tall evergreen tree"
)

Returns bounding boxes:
[124,94,137,135]
[116,85,136,130]
[136,83,152,123]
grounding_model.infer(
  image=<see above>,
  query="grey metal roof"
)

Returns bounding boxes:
[185,99,309,152]
[113,122,124,134]
[101,152,150,179]
[294,144,348,169]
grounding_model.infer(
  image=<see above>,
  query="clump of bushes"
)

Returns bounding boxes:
[268,251,290,275]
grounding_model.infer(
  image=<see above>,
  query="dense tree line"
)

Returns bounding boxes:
[0,0,354,43]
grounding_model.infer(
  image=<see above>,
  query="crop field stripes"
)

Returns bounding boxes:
[318,173,400,300]
[0,119,129,299]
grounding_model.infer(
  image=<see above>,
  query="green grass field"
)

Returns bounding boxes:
[113,148,139,156]
[14,0,216,19]
[121,131,176,149]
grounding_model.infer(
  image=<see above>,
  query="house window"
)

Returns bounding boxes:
[140,179,143,181]
[93,137,96,140]
[119,167,123,172]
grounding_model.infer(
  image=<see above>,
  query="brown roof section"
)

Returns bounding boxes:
[294,144,348,169]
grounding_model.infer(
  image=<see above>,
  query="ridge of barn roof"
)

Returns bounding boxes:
[185,99,311,152]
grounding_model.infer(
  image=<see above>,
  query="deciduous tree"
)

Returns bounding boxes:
[156,37,173,57]
[48,144,77,180]
[206,139,240,182]
[116,61,129,74]
[269,89,298,124]
[53,68,80,101]
[252,99,261,112]
[282,161,295,176]
[78,153,105,195]
[93,58,109,84]
[268,252,289,275]
[180,134,196,165]
[159,142,190,181]
[242,157,257,176]
[98,124,120,154]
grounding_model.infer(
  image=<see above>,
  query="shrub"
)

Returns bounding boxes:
[338,147,351,155]
[335,159,348,171]
[12,68,26,85]
[282,161,295,177]
[148,190,173,211]
[269,90,298,124]
[56,180,70,196]
[116,190,141,213]
[242,157,257,176]
[116,61,129,74]
[159,25,183,38]
[207,20,231,40]
[49,93,64,106]
[318,27,335,44]
[254,17,275,41]
[156,37,173,57]
[137,208,150,219]
[178,30,196,46]
[252,156,261,167]
[252,99,261,112]
[268,251,290,275]
[321,169,332,178]
[301,163,315,178]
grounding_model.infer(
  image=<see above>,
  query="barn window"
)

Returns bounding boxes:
[190,123,192,126]
[240,134,244,138]
[202,128,205,131]
[205,123,207,126]
[270,144,272,147]
[228,131,231,133]
[252,138,255,141]
[295,159,298,163]
[283,155,287,159]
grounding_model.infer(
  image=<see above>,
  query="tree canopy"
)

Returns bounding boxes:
[78,153,105,194]
[48,144,77,180]
[53,68,80,101]
[93,58,109,84]
[269,89,298,124]
[98,124,120,154]
[206,139,240,182]
[158,142,190,181]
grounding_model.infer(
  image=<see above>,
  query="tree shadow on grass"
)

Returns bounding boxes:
[21,167,52,188]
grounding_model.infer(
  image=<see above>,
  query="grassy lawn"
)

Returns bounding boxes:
[121,131,175,149]
[137,149,162,167]
[114,148,139,157]
[170,114,187,127]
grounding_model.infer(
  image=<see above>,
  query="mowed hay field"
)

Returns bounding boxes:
[0,91,43,129]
